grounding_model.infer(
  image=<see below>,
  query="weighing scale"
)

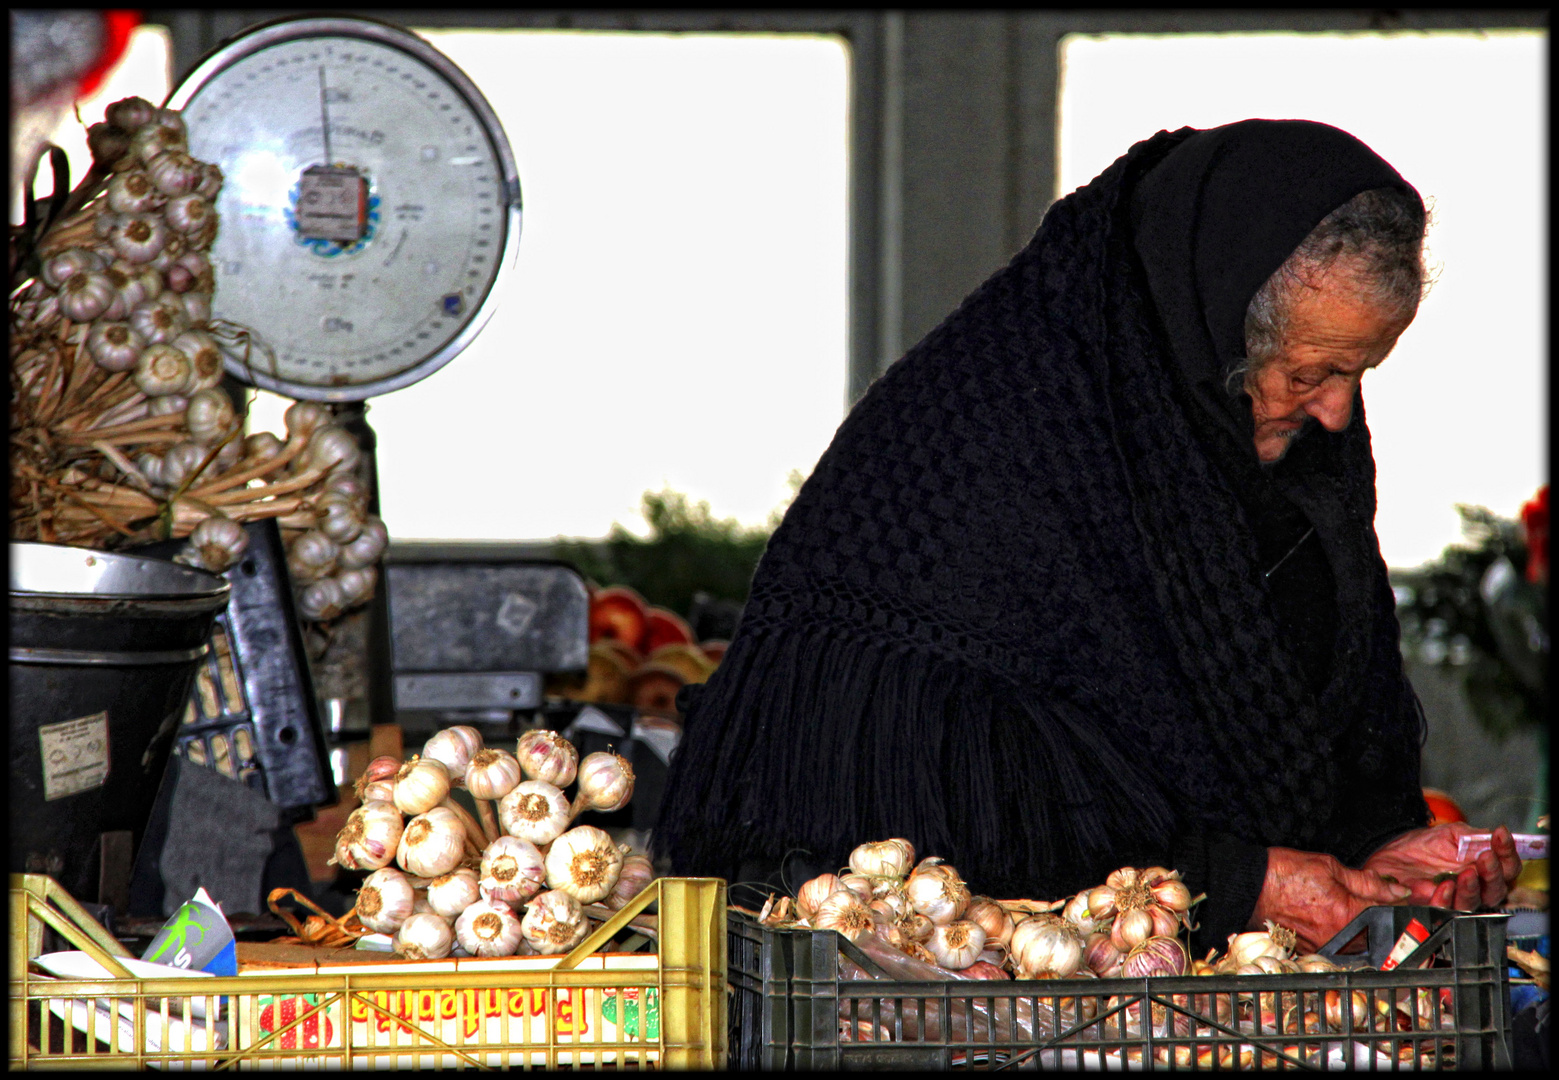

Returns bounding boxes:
[159,16,527,761]
[165,14,522,401]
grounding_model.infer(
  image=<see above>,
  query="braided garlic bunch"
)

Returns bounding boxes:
[10,96,385,622]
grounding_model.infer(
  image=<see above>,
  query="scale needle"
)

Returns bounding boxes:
[318,66,332,165]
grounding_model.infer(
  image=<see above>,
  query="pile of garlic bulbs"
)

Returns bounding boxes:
[760,842,1212,980]
[9,96,387,622]
[331,725,653,959]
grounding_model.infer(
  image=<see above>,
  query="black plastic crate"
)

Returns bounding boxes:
[727,905,1511,1070]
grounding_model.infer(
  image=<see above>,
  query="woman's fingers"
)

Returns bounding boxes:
[1342,865,1411,904]
[1491,826,1523,884]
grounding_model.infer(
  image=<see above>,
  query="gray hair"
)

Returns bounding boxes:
[1231,187,1429,393]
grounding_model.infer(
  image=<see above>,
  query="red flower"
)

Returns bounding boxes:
[1520,484,1548,586]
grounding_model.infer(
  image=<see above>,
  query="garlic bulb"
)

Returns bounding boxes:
[105,95,158,131]
[144,149,200,195]
[42,247,105,289]
[964,896,1014,948]
[356,867,416,934]
[298,576,347,622]
[58,271,116,322]
[1121,935,1188,979]
[392,756,451,816]
[455,896,525,957]
[358,779,395,804]
[184,388,236,446]
[396,805,466,878]
[521,889,590,955]
[836,873,875,904]
[479,836,547,906]
[300,425,362,476]
[1109,907,1157,953]
[158,442,208,491]
[573,751,634,814]
[422,725,483,782]
[605,853,655,910]
[1009,916,1085,978]
[1149,877,1193,914]
[348,755,397,795]
[163,194,211,235]
[870,889,909,922]
[394,912,454,960]
[848,839,915,880]
[128,296,187,346]
[183,514,247,573]
[316,491,365,544]
[169,330,223,390]
[133,344,191,398]
[902,912,935,943]
[336,567,378,609]
[285,400,330,440]
[499,780,572,846]
[426,867,481,918]
[243,431,286,464]
[107,213,168,264]
[515,728,579,788]
[1084,931,1124,977]
[795,874,844,920]
[107,169,162,214]
[812,890,874,941]
[412,891,434,915]
[287,529,340,584]
[905,865,970,926]
[87,320,145,372]
[466,748,523,801]
[926,920,986,971]
[1294,953,1342,974]
[544,825,624,904]
[177,290,211,326]
[1225,920,1297,968]
[330,799,403,871]
[337,517,388,571]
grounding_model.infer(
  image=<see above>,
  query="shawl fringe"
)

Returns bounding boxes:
[659,621,1176,898]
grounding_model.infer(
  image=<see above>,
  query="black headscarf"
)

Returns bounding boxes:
[659,120,1429,941]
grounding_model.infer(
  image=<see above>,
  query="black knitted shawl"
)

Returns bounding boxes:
[659,122,1430,924]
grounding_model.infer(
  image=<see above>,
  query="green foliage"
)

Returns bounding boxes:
[554,475,802,617]
[1392,504,1548,742]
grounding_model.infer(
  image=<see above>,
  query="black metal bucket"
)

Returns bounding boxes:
[9,542,230,904]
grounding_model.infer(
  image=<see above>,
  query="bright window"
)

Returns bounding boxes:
[1059,31,1546,569]
[251,29,851,542]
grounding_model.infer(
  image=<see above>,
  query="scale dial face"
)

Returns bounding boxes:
[166,17,521,401]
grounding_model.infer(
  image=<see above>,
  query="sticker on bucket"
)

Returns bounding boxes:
[38,711,110,800]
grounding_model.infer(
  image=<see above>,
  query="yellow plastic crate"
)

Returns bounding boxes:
[9,873,726,1069]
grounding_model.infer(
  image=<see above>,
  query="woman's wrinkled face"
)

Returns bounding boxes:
[1246,259,1416,464]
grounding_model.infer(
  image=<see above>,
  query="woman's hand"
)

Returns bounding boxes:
[1251,847,1411,953]
[1362,823,1522,911]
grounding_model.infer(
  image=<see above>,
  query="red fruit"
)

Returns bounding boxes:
[590,587,648,647]
[1422,788,1466,827]
[699,640,728,666]
[642,607,694,654]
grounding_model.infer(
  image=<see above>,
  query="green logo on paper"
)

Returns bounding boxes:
[145,903,205,963]
[601,988,660,1039]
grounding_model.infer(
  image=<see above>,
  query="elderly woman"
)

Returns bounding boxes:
[657,120,1520,952]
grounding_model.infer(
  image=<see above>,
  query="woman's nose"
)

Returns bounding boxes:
[1305,382,1356,432]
